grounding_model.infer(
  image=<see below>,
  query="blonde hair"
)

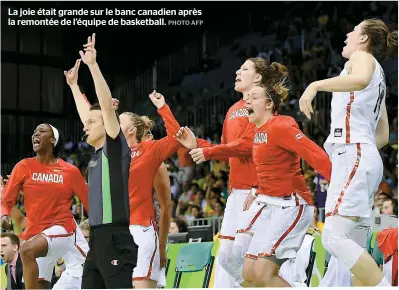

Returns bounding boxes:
[121,112,155,141]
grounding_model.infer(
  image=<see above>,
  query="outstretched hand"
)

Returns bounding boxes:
[299,83,317,120]
[79,33,97,65]
[174,126,197,150]
[149,90,166,109]
[64,59,81,86]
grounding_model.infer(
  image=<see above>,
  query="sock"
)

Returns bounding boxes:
[376,276,391,287]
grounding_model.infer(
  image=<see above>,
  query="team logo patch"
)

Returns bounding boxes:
[111,260,119,266]
[334,128,343,137]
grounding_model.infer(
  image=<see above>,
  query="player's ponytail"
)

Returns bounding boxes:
[140,115,155,133]
[270,62,289,82]
[260,77,289,113]
[249,58,290,87]
[272,81,289,102]
[387,31,398,57]
[121,112,155,142]
[362,18,397,60]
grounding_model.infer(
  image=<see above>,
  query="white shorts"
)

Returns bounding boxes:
[129,224,163,283]
[36,225,75,282]
[325,143,383,218]
[52,272,82,289]
[219,188,250,240]
[243,201,313,260]
[63,225,89,277]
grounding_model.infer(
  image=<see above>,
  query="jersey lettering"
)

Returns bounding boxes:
[374,71,386,120]
[254,132,268,144]
[228,108,248,120]
[131,150,141,159]
[32,173,64,184]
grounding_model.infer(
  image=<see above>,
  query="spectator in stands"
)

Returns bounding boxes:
[389,118,398,144]
[193,190,207,212]
[189,183,199,201]
[73,204,84,224]
[210,200,225,219]
[176,182,192,216]
[169,176,180,200]
[381,198,398,217]
[169,218,188,234]
[79,219,90,243]
[0,232,24,290]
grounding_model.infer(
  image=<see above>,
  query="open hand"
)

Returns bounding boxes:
[174,126,197,150]
[190,148,206,164]
[79,33,97,65]
[299,83,317,120]
[64,59,81,86]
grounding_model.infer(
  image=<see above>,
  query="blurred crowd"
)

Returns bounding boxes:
[5,1,398,238]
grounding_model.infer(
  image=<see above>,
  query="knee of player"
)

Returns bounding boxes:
[242,262,256,285]
[253,261,278,286]
[20,241,37,260]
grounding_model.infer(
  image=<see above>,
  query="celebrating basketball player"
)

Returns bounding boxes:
[299,19,397,286]
[1,124,88,289]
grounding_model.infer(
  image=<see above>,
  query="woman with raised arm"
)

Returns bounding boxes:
[299,19,397,286]
[176,81,331,287]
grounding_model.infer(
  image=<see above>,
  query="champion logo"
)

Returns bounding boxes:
[111,260,119,266]
[295,133,303,140]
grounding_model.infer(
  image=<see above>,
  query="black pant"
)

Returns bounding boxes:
[82,224,138,289]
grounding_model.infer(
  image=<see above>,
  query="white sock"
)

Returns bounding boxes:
[376,276,391,287]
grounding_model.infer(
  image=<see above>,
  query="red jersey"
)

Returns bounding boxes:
[208,115,332,204]
[253,116,331,203]
[129,104,180,226]
[197,100,258,190]
[1,158,88,240]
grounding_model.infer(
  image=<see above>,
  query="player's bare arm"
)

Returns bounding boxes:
[80,33,120,139]
[375,102,389,149]
[300,51,375,119]
[153,163,171,268]
[64,59,90,124]
[11,206,27,230]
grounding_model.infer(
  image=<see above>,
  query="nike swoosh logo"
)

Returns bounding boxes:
[338,151,346,155]
[143,228,150,232]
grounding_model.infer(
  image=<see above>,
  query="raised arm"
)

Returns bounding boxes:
[80,33,120,139]
[275,123,332,182]
[64,59,91,124]
[149,91,189,163]
[149,91,180,137]
[300,51,376,119]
